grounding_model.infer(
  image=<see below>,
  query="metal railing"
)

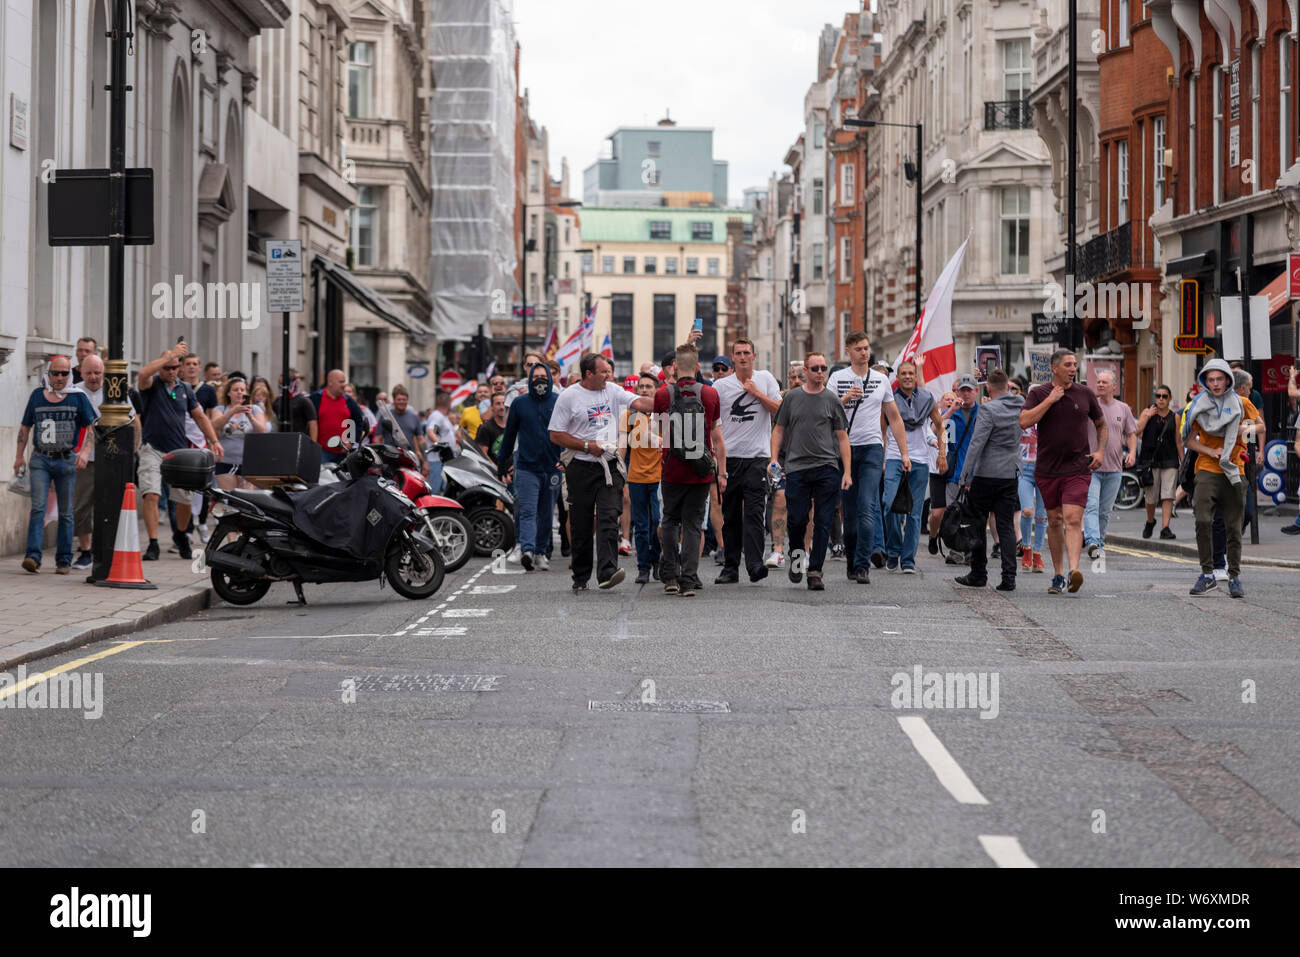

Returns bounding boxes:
[1074,220,1132,284]
[983,99,1033,131]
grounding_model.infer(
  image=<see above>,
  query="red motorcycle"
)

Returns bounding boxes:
[324,443,473,572]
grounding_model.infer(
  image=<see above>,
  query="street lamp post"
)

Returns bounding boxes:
[844,117,923,323]
[521,200,580,376]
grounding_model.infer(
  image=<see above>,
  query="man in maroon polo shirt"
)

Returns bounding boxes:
[1019,348,1107,595]
[311,369,366,464]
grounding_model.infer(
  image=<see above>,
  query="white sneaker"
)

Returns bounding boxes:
[197,524,212,544]
[1213,567,1229,581]
[535,555,549,571]
[765,550,785,568]
[506,544,522,564]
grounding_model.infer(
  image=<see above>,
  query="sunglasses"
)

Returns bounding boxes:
[48,370,70,376]
[806,365,828,373]
[1156,393,1171,399]
[163,364,180,371]
[712,365,728,373]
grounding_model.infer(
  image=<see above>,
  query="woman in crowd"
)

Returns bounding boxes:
[210,376,267,490]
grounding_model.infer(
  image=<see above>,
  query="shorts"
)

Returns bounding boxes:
[138,443,191,504]
[929,472,948,506]
[73,458,95,537]
[1145,467,1178,502]
[1035,472,1091,510]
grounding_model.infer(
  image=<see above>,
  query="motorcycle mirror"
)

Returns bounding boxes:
[327,435,342,449]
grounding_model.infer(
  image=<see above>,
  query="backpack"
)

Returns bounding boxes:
[669,383,715,478]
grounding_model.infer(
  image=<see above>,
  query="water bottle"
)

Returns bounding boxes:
[767,461,783,486]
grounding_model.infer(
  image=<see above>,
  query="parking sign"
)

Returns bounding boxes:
[265,240,304,312]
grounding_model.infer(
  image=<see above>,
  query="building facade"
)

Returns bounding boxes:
[582,118,729,207]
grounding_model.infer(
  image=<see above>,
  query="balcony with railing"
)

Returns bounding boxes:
[1073,220,1132,284]
[983,100,1033,131]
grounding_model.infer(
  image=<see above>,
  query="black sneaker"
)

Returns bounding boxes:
[1142,520,1155,539]
[651,560,661,580]
[680,583,696,597]
[714,568,739,584]
[635,567,650,585]
[954,573,987,588]
[143,540,160,561]
[561,543,572,557]
[995,579,1015,592]
[1160,526,1176,539]
[664,580,679,595]
[991,542,1001,559]
[928,537,939,555]
[174,531,192,561]
[521,552,534,571]
[72,550,94,570]
[854,568,871,584]
[871,550,886,569]
[749,566,768,583]
[1282,525,1300,536]
[806,573,824,591]
[788,560,803,584]
[572,581,588,593]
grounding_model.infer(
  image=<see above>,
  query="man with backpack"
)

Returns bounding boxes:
[653,343,723,598]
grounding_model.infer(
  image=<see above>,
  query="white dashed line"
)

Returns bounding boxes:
[978,835,1037,868]
[896,716,989,805]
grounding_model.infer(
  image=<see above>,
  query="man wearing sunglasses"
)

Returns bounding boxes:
[14,356,99,573]
[137,340,224,561]
[770,353,852,591]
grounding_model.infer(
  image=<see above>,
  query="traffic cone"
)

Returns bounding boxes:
[94,483,158,590]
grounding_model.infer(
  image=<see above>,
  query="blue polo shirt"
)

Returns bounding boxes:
[139,377,198,451]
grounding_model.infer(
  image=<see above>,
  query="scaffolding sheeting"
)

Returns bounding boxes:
[430,0,517,342]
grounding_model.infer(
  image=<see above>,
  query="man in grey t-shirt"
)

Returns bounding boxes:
[769,352,851,591]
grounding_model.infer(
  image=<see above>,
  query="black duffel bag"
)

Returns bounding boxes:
[939,489,983,553]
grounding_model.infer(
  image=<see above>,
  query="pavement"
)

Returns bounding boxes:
[0,522,212,671]
[1102,497,1300,569]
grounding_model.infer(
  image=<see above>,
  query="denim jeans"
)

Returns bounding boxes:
[627,480,662,570]
[841,443,884,571]
[1018,461,1047,552]
[27,452,77,566]
[1083,470,1123,547]
[426,458,445,495]
[881,460,930,567]
[513,467,556,556]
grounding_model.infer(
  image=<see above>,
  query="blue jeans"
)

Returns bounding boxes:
[27,452,77,566]
[514,468,556,556]
[881,460,930,567]
[426,458,445,495]
[1018,461,1046,552]
[627,480,662,570]
[841,443,884,571]
[1083,470,1123,547]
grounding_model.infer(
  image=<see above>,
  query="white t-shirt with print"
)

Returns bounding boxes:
[547,382,635,462]
[828,367,895,447]
[713,370,781,458]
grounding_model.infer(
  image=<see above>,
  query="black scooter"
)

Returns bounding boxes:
[443,431,516,556]
[163,444,445,606]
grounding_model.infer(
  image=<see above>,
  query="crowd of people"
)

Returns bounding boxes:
[15,333,1299,600]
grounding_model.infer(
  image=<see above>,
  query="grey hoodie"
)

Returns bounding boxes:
[1180,357,1244,484]
[959,392,1026,485]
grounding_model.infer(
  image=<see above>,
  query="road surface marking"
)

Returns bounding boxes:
[978,835,1038,867]
[896,715,989,805]
[1106,545,1198,565]
[441,608,489,618]
[0,640,156,701]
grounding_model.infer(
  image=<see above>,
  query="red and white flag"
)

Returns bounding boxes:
[541,323,560,358]
[448,379,477,406]
[599,333,613,360]
[892,233,970,399]
[554,304,597,369]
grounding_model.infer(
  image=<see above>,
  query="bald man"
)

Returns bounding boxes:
[311,369,366,463]
[69,354,106,569]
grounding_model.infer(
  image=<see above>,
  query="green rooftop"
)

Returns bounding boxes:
[579,206,753,244]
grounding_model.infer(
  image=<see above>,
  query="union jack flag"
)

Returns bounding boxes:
[585,401,613,427]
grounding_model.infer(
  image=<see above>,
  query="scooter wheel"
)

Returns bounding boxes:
[428,512,473,572]
[469,507,514,557]
[386,536,446,600]
[209,542,272,606]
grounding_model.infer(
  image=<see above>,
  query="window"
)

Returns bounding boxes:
[644,256,657,274]
[649,219,671,240]
[581,253,594,274]
[813,118,825,149]
[611,294,634,375]
[622,256,636,274]
[653,294,676,359]
[348,330,378,388]
[601,255,615,274]
[813,178,824,215]
[564,222,571,245]
[812,243,824,281]
[840,162,855,205]
[347,42,374,119]
[529,213,538,243]
[1118,0,1129,47]
[1001,39,1031,101]
[1153,116,1166,206]
[646,140,661,157]
[1189,74,1198,205]
[563,260,570,278]
[691,221,713,241]
[1117,139,1129,222]
[686,257,699,275]
[696,295,718,359]
[665,256,678,275]
[840,236,852,281]
[1251,44,1261,194]
[962,16,972,125]
[764,301,772,332]
[1281,34,1293,175]
[529,160,540,190]
[350,185,378,266]
[999,186,1030,275]
[707,258,720,276]
[1212,65,1223,205]
[765,256,773,280]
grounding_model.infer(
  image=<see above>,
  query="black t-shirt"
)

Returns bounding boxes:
[274,393,318,435]
[195,383,218,411]
[1139,410,1180,469]
[477,418,506,460]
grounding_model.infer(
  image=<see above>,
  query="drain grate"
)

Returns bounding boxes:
[588,700,730,714]
[348,674,504,693]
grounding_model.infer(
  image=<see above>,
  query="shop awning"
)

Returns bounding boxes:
[312,255,433,338]
[1165,250,1215,275]
[1258,270,1291,319]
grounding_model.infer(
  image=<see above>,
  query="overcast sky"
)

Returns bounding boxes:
[513,0,869,207]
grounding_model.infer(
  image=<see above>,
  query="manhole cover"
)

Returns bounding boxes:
[348,674,504,692]
[588,700,730,714]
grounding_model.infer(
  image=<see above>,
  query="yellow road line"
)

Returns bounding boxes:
[0,640,165,701]
[1106,545,1199,565]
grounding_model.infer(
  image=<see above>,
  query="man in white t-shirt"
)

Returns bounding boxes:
[827,331,911,583]
[424,390,458,494]
[548,353,654,591]
[713,337,781,584]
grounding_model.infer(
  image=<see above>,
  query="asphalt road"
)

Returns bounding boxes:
[2,540,1298,867]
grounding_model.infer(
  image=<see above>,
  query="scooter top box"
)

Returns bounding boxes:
[160,448,215,491]
[242,431,321,487]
